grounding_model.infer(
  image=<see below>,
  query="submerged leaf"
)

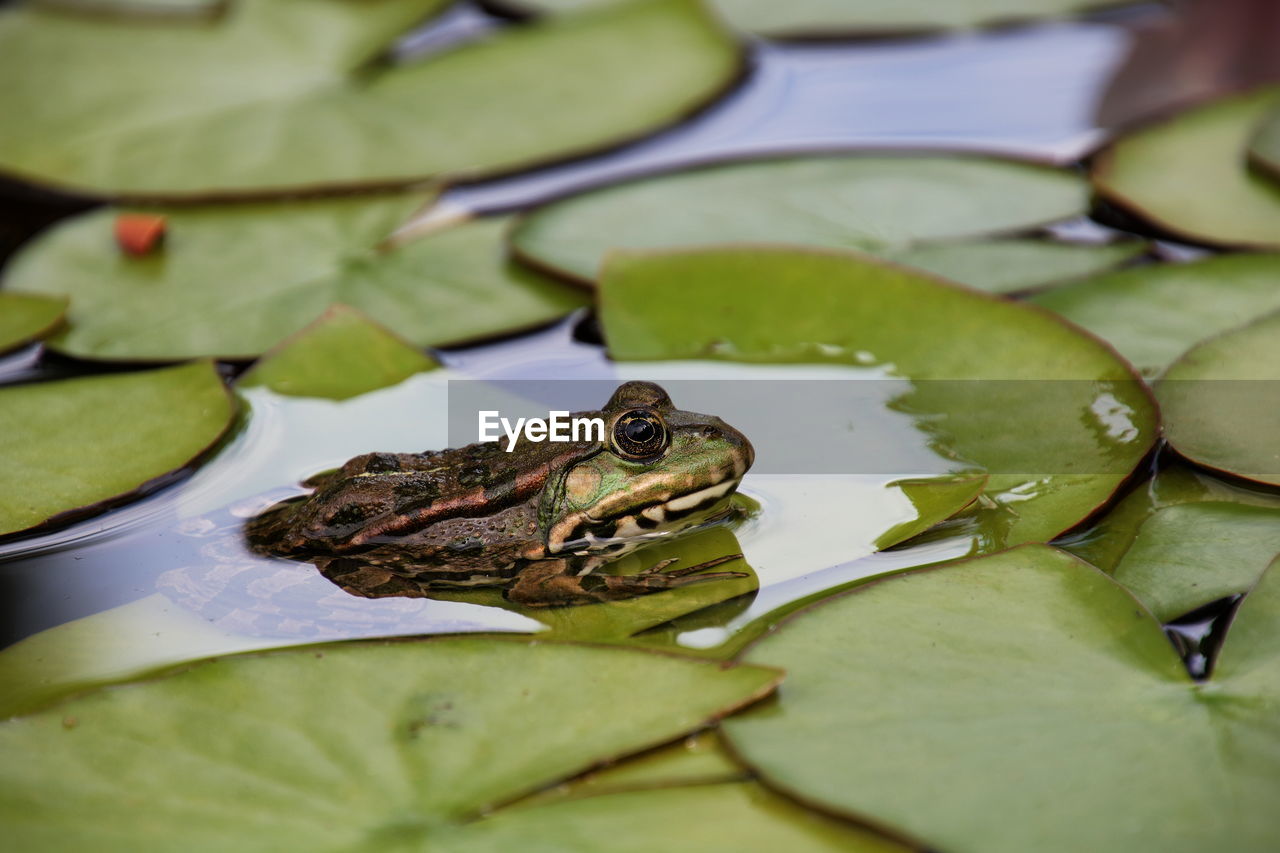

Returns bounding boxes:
[0,292,66,354]
[1093,88,1280,249]
[238,305,437,400]
[2,198,586,360]
[600,247,1157,547]
[0,362,235,537]
[513,155,1092,283]
[426,525,758,642]
[0,0,740,199]
[1032,253,1280,377]
[1157,310,1280,487]
[0,637,779,851]
[725,545,1280,853]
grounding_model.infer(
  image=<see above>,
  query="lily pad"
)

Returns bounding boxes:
[0,292,65,354]
[453,782,909,852]
[1031,253,1280,377]
[529,731,746,800]
[1062,462,1280,574]
[513,155,1092,283]
[0,0,739,199]
[0,637,779,850]
[498,0,1136,38]
[724,545,1280,853]
[874,474,987,550]
[1112,502,1280,621]
[1,197,587,360]
[32,0,223,19]
[1157,310,1280,487]
[1250,102,1280,180]
[238,305,438,400]
[1093,88,1280,249]
[882,238,1145,295]
[0,361,235,537]
[600,247,1157,547]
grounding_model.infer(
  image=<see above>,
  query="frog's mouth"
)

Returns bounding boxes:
[550,477,742,555]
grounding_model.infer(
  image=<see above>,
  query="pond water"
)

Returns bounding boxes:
[0,0,1268,707]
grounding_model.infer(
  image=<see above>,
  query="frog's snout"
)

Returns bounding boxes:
[708,416,755,478]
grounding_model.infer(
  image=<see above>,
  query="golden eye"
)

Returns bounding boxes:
[611,409,669,460]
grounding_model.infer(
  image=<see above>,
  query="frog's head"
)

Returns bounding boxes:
[540,381,754,554]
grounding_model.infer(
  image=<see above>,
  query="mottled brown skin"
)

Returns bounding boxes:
[246,382,754,607]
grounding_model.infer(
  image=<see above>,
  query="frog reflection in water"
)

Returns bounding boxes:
[246,382,754,607]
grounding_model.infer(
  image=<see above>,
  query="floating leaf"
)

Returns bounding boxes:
[1093,88,1280,249]
[874,474,987,550]
[2,197,587,360]
[0,0,739,199]
[600,247,1157,547]
[1061,462,1280,573]
[1032,253,1280,377]
[528,731,746,801]
[0,292,65,354]
[1112,502,1280,621]
[0,362,235,537]
[1157,310,1280,486]
[32,0,223,19]
[0,594,300,719]
[724,545,1280,853]
[502,0,1135,37]
[881,238,1144,294]
[454,782,908,852]
[513,155,1092,283]
[238,305,437,400]
[1250,101,1280,181]
[0,637,779,850]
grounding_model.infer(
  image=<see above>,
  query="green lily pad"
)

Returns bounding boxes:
[874,474,987,550]
[0,637,780,850]
[1061,462,1280,573]
[500,0,1135,37]
[1250,102,1280,180]
[32,0,223,19]
[238,305,437,400]
[513,155,1092,283]
[0,361,235,537]
[0,0,739,199]
[1112,502,1280,621]
[1,197,587,360]
[529,731,746,801]
[1093,88,1280,249]
[1032,253,1280,378]
[1157,310,1280,487]
[724,545,1280,853]
[0,292,66,354]
[882,238,1145,295]
[453,782,908,852]
[600,247,1157,547]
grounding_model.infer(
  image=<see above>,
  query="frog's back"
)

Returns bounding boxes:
[247,440,599,556]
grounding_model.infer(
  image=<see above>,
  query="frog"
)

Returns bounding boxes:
[245,381,755,607]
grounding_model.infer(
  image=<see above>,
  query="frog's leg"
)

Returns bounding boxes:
[505,554,747,608]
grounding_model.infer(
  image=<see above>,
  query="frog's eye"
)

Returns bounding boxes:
[611,409,669,460]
